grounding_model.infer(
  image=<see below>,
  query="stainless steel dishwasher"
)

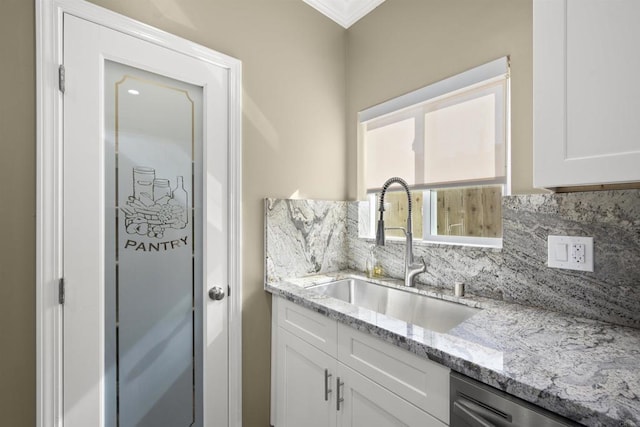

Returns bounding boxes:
[450,372,583,426]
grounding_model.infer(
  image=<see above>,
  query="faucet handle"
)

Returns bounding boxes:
[416,257,427,272]
[408,257,427,272]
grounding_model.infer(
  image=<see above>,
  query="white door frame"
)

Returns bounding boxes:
[35,1,243,426]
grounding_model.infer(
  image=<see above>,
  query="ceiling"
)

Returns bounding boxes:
[303,0,386,28]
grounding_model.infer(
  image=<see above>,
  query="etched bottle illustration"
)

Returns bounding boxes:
[122,167,189,239]
[171,176,189,225]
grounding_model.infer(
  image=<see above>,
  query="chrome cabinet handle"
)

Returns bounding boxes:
[208,286,225,301]
[324,369,332,401]
[453,401,496,427]
[336,377,344,411]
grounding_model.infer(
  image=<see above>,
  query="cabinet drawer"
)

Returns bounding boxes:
[337,323,450,424]
[276,297,338,357]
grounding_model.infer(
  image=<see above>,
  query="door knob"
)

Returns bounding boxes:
[208,286,225,301]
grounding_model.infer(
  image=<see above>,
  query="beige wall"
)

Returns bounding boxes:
[346,0,533,197]
[1,1,346,426]
[0,1,36,426]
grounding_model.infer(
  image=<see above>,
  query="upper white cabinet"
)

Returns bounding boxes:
[534,0,640,188]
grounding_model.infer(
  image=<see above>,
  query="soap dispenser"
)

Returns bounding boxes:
[366,246,382,278]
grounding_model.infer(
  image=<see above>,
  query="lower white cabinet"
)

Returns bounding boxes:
[272,297,449,427]
[276,328,337,427]
[337,362,445,427]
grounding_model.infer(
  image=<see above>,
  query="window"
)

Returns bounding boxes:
[358,57,510,247]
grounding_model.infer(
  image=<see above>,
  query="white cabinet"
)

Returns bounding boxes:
[271,297,448,427]
[276,328,337,427]
[534,0,640,188]
[336,363,444,427]
[337,323,450,422]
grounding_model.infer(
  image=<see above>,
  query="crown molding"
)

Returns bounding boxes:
[303,0,386,28]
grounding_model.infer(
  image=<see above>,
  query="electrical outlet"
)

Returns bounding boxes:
[548,236,593,272]
[571,243,585,264]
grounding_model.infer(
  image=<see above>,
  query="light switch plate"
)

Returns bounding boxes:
[547,235,594,272]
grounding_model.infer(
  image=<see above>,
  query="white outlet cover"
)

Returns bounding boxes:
[547,235,594,272]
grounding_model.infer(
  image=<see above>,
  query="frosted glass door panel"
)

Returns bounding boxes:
[104,60,203,427]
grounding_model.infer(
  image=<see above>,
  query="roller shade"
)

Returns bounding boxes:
[360,57,509,193]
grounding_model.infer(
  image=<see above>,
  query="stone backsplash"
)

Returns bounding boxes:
[265,190,640,329]
[264,198,348,283]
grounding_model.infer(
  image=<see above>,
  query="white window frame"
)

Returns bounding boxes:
[358,57,511,248]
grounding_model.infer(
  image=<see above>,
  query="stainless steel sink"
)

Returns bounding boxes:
[308,278,480,333]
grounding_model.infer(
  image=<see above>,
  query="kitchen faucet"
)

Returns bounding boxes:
[375,177,426,287]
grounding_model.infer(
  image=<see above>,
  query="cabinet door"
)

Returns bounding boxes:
[336,363,447,427]
[534,0,640,188]
[276,328,337,427]
[338,323,449,423]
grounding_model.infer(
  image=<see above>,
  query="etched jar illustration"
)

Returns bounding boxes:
[133,166,155,200]
[153,178,171,201]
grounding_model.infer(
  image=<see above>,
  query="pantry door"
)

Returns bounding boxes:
[61,12,235,427]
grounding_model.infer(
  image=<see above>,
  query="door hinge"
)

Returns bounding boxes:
[58,278,65,304]
[58,64,65,93]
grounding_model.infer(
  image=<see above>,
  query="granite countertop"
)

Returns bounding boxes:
[265,271,640,427]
